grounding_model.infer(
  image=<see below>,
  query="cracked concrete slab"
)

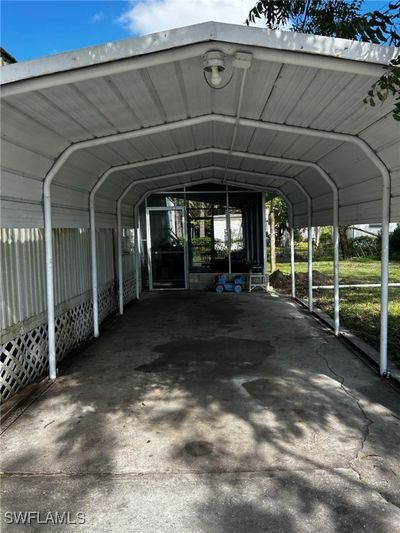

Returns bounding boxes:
[1,292,399,532]
[1,469,399,533]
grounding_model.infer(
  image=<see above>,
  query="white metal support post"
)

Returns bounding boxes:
[290,206,296,299]
[116,181,141,314]
[261,192,267,275]
[380,183,391,376]
[183,204,189,289]
[134,206,141,300]
[333,197,340,336]
[43,181,57,379]
[117,201,123,315]
[255,198,260,265]
[89,194,100,338]
[308,204,313,313]
[145,201,153,290]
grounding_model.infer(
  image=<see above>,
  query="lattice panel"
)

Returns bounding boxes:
[99,285,116,323]
[123,276,136,305]
[55,299,93,362]
[1,284,116,403]
[0,324,48,402]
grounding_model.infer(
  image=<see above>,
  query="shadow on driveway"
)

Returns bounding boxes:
[1,292,400,531]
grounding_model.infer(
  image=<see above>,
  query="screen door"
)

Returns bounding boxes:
[146,207,188,290]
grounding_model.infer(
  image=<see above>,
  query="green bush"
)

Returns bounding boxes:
[319,228,333,245]
[191,236,212,248]
[390,225,400,258]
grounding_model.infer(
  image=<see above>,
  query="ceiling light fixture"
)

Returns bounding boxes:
[203,51,225,88]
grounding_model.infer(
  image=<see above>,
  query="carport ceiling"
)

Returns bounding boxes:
[1,22,399,228]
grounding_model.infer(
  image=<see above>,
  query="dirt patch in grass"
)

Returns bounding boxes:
[270,269,330,290]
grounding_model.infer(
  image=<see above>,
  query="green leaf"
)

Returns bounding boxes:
[245,0,400,121]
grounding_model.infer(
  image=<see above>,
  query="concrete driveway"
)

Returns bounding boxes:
[1,291,400,532]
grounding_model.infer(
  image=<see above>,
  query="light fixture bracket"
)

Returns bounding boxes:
[202,50,225,73]
[232,52,253,70]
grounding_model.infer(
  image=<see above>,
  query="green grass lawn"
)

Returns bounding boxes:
[274,258,400,366]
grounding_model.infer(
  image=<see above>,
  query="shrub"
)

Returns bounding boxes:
[390,225,400,258]
[191,236,212,248]
[319,228,333,245]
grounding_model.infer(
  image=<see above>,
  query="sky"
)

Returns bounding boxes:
[1,0,390,62]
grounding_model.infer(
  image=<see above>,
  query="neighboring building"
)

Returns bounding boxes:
[213,213,243,250]
[282,223,397,241]
[348,223,397,239]
[0,47,17,66]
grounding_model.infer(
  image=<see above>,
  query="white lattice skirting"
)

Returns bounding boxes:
[0,280,135,403]
[123,276,136,305]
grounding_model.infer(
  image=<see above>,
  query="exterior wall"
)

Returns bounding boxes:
[347,223,397,239]
[0,227,136,403]
[213,214,243,251]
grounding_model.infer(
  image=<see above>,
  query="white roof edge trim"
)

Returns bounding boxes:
[88,146,334,220]
[117,165,310,202]
[89,148,315,206]
[118,167,311,224]
[1,21,398,86]
[45,112,393,202]
[92,147,328,188]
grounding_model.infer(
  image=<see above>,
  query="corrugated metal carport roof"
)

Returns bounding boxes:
[1,21,399,229]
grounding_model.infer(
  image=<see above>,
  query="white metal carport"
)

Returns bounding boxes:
[1,22,399,400]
